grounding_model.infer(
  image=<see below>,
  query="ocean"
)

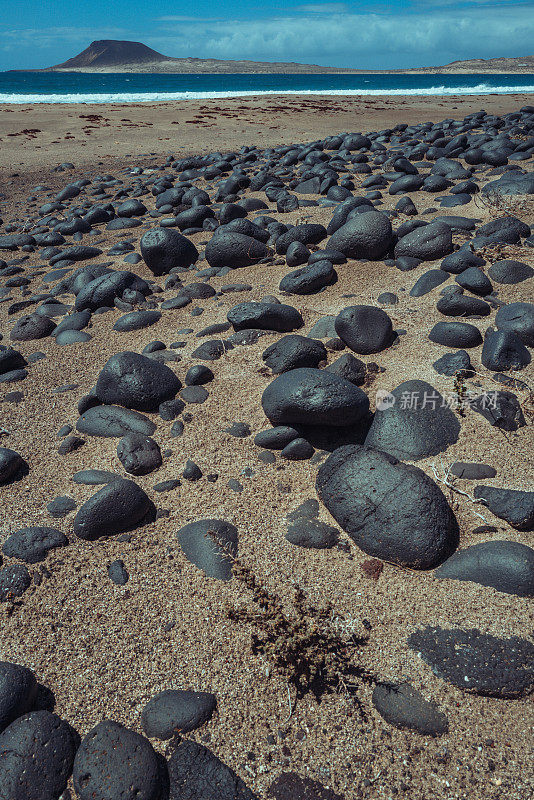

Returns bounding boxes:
[0,71,533,103]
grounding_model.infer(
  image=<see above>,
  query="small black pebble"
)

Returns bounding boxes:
[108,559,129,585]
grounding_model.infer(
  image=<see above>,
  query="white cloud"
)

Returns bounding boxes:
[148,6,533,68]
[1,5,532,70]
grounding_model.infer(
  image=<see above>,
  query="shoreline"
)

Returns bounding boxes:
[0,92,533,175]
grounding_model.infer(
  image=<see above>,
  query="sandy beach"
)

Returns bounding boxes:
[0,94,533,176]
[0,92,532,799]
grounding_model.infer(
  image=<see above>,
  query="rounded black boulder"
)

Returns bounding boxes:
[372,683,449,736]
[227,302,303,332]
[10,314,55,341]
[141,227,198,276]
[365,380,460,460]
[495,302,534,346]
[141,689,216,739]
[429,321,482,349]
[73,719,162,800]
[316,445,458,569]
[481,329,531,371]
[395,222,453,261]
[73,478,151,540]
[2,527,68,564]
[205,232,269,269]
[488,259,534,285]
[0,447,24,485]
[95,351,181,412]
[279,259,334,295]
[335,305,394,355]
[262,367,370,427]
[176,519,238,581]
[117,434,162,476]
[435,540,534,597]
[0,710,78,800]
[327,211,393,260]
[0,662,37,733]
[262,335,326,374]
[168,739,257,800]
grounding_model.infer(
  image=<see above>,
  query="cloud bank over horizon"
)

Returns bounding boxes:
[0,1,532,70]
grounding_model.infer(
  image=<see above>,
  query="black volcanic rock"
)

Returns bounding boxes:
[95,351,181,411]
[142,689,216,739]
[262,368,369,427]
[168,739,257,800]
[0,710,78,800]
[335,305,394,354]
[0,662,37,733]
[316,445,458,569]
[176,519,238,581]
[73,478,152,540]
[2,527,68,564]
[365,380,460,460]
[73,719,162,800]
[435,540,534,597]
[141,228,198,275]
[474,486,534,531]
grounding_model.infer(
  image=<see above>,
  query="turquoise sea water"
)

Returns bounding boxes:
[0,72,533,103]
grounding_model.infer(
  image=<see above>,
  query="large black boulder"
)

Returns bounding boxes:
[435,540,534,597]
[395,222,453,261]
[327,211,393,259]
[316,445,458,569]
[365,380,460,460]
[0,448,25,485]
[73,478,152,540]
[481,329,531,371]
[0,710,78,800]
[488,259,534,284]
[73,720,162,800]
[2,527,68,564]
[10,314,55,341]
[74,271,149,312]
[0,662,37,733]
[335,305,394,354]
[429,321,482,349]
[495,302,534,346]
[262,335,326,373]
[76,405,156,438]
[205,233,269,268]
[141,228,199,275]
[117,434,162,476]
[95,351,181,411]
[227,302,303,332]
[168,739,257,800]
[279,260,335,295]
[275,224,327,255]
[262,368,370,427]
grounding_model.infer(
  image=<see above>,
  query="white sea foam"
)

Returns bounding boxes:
[0,84,533,104]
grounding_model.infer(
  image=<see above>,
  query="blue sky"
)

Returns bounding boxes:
[0,1,533,70]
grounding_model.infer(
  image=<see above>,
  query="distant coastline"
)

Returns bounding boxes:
[8,40,534,75]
